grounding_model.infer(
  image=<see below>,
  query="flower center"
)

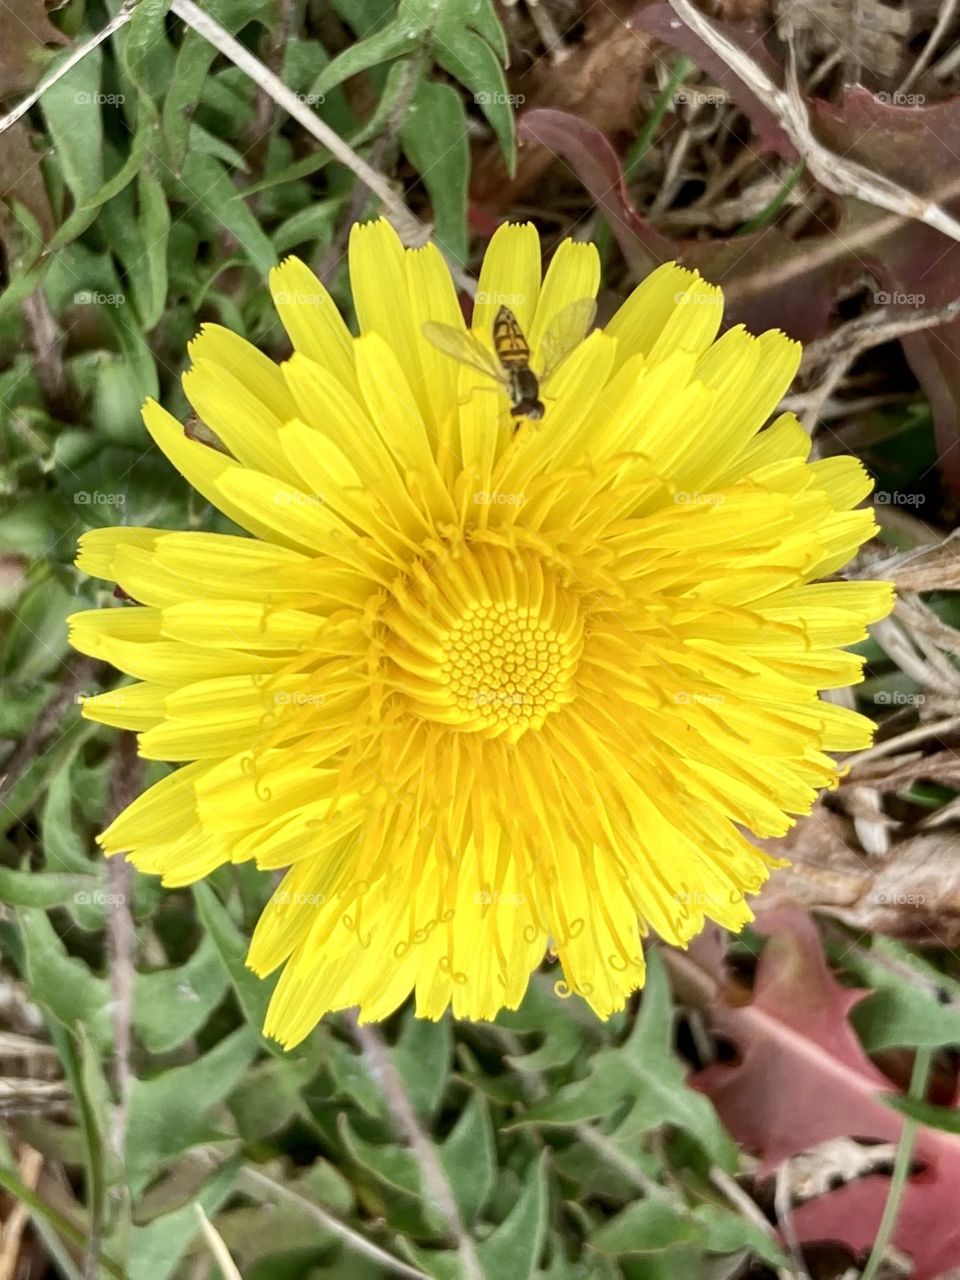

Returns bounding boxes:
[386,546,583,742]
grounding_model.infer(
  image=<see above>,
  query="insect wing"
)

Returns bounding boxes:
[538,298,599,385]
[421,321,505,384]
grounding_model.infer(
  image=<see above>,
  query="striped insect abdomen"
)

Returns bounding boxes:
[493,306,532,369]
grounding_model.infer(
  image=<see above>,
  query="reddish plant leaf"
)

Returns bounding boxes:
[517,107,847,342]
[0,0,68,99]
[631,2,797,158]
[517,108,675,276]
[685,907,960,1280]
[810,88,960,494]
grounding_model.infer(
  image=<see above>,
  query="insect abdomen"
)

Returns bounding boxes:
[493,306,532,368]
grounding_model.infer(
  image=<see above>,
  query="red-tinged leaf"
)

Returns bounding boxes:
[685,906,960,1280]
[517,108,847,342]
[811,86,960,194]
[790,1170,960,1280]
[692,907,898,1174]
[809,89,960,493]
[631,3,797,158]
[682,229,850,343]
[518,108,675,276]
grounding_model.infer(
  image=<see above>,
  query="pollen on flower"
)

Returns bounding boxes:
[384,545,583,742]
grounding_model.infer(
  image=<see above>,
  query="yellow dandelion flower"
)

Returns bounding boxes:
[68,219,892,1047]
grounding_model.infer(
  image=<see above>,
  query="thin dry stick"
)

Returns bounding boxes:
[194,1206,243,1280]
[169,0,425,247]
[351,1020,484,1280]
[106,733,140,1152]
[235,1164,431,1280]
[799,299,960,433]
[802,299,960,372]
[846,713,960,768]
[667,0,960,244]
[708,1168,794,1280]
[898,0,959,93]
[0,1147,44,1280]
[0,0,140,137]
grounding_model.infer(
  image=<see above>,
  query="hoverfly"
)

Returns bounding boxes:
[422,299,597,426]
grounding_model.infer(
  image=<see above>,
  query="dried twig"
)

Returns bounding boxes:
[667,0,960,243]
[898,0,960,93]
[798,299,960,432]
[351,1019,484,1280]
[0,1146,43,1280]
[105,734,140,1157]
[194,1206,243,1280]
[846,714,960,768]
[234,1163,431,1280]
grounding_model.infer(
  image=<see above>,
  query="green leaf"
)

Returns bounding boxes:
[229,1051,321,1142]
[271,199,344,255]
[120,0,173,102]
[124,1025,259,1196]
[47,110,153,253]
[591,1197,698,1256]
[393,1010,451,1120]
[193,882,279,1048]
[399,80,469,263]
[884,1094,960,1133]
[853,987,960,1051]
[310,19,421,97]
[177,152,277,277]
[128,1158,241,1280]
[440,1092,495,1225]
[478,1152,547,1279]
[133,933,231,1054]
[40,47,105,205]
[0,865,95,909]
[438,0,508,64]
[41,763,94,874]
[17,908,112,1050]
[691,1204,787,1267]
[132,169,171,329]
[433,30,516,172]
[513,952,736,1170]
